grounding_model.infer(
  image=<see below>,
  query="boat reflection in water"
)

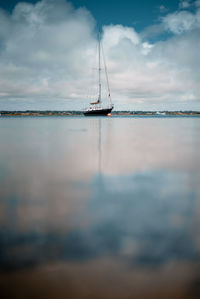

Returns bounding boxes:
[0,116,200,299]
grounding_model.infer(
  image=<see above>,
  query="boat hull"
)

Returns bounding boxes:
[84,107,113,116]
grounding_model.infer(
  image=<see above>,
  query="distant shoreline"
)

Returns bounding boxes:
[1,111,200,116]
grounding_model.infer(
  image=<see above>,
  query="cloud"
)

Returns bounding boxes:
[0,0,200,110]
[179,0,192,9]
[179,0,200,9]
[102,23,200,108]
[158,5,168,13]
[1,170,199,271]
[195,0,200,7]
[0,0,96,104]
[162,8,200,34]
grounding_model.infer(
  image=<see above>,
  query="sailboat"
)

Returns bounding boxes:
[84,30,114,116]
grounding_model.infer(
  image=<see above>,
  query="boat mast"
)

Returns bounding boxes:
[98,29,101,105]
[101,43,113,107]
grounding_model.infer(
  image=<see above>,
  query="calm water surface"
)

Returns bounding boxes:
[0,116,200,299]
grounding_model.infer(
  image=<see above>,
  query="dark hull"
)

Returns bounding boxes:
[84,107,113,116]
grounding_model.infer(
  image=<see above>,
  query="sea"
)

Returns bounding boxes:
[0,115,200,299]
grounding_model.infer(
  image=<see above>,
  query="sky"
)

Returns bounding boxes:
[0,0,200,111]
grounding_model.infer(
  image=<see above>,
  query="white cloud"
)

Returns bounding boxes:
[158,5,168,13]
[0,0,199,111]
[102,25,140,48]
[195,0,200,7]
[179,0,200,9]
[179,0,192,9]
[0,0,96,99]
[162,9,200,34]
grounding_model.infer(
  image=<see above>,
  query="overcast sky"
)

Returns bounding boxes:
[0,0,200,110]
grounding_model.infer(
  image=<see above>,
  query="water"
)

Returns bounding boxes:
[0,116,200,299]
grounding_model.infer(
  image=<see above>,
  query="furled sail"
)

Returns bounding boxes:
[90,98,100,105]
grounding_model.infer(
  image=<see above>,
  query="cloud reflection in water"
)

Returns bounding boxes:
[0,169,199,272]
[0,116,200,298]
